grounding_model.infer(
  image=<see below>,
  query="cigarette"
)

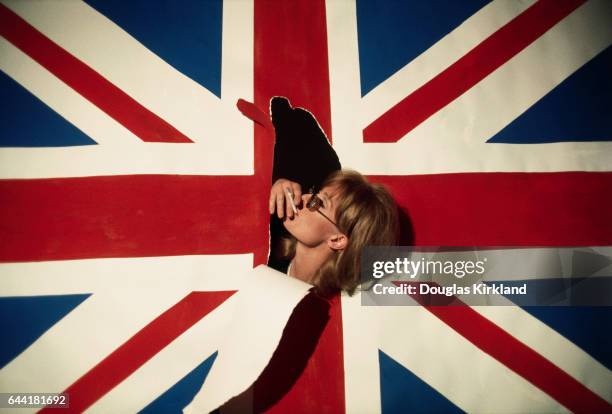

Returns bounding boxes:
[286,188,298,214]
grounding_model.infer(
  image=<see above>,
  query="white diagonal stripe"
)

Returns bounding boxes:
[361,0,536,125]
[342,293,572,413]
[0,0,254,178]
[0,37,138,146]
[327,0,612,175]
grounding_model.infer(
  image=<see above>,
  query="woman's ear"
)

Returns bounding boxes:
[327,233,348,251]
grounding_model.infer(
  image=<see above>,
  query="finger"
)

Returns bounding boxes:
[276,193,284,219]
[291,183,302,205]
[269,191,275,215]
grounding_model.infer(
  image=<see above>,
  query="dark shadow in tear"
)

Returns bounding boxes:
[266,96,341,274]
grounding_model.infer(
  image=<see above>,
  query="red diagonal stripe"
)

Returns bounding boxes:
[39,291,236,413]
[363,0,587,143]
[0,4,192,143]
[396,281,612,413]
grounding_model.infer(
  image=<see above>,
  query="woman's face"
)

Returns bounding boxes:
[283,184,343,248]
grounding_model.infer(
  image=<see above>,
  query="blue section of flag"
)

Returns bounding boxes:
[356,0,490,96]
[0,72,97,147]
[488,46,612,143]
[140,351,218,414]
[521,307,612,371]
[379,350,465,414]
[0,294,90,369]
[85,0,223,97]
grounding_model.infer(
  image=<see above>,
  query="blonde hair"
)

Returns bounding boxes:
[280,169,399,296]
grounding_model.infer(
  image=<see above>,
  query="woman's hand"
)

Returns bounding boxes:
[269,179,302,219]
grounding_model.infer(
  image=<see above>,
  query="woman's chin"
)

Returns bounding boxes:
[282,217,301,240]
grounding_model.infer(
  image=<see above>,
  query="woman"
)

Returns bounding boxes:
[269,169,399,296]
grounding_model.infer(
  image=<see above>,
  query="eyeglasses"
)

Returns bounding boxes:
[306,186,338,228]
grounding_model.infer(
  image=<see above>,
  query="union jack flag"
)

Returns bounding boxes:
[1,0,611,413]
